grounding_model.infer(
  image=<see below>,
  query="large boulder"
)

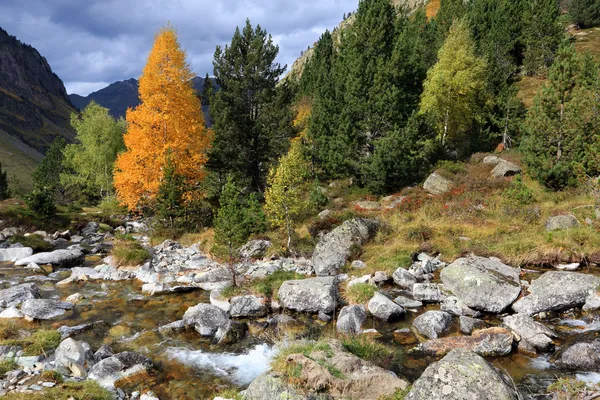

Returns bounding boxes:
[416,327,513,357]
[0,247,33,262]
[440,256,521,313]
[554,336,600,371]
[244,371,327,400]
[491,160,521,178]
[545,214,580,231]
[406,349,518,400]
[21,299,74,320]
[182,303,230,336]
[240,240,271,259]
[413,310,452,339]
[423,173,453,195]
[54,338,94,376]
[441,296,481,317]
[312,218,379,276]
[336,305,367,334]
[278,277,338,315]
[392,267,417,289]
[368,292,404,321]
[413,283,447,303]
[503,314,556,351]
[15,248,85,268]
[88,351,153,389]
[512,271,600,315]
[0,283,39,308]
[229,295,267,318]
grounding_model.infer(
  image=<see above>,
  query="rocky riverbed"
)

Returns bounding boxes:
[0,217,599,399]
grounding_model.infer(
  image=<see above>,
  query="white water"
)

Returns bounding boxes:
[558,319,600,332]
[576,372,600,385]
[164,344,277,385]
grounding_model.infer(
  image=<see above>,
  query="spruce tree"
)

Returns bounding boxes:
[155,153,186,229]
[523,0,563,76]
[201,73,212,106]
[0,163,10,200]
[32,137,66,193]
[570,0,600,28]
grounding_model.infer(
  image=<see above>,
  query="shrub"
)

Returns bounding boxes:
[9,234,52,252]
[436,160,467,175]
[25,188,56,219]
[112,240,151,266]
[0,359,17,376]
[343,282,377,304]
[503,175,535,205]
[98,195,128,215]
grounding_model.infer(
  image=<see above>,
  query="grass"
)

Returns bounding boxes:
[1,329,61,356]
[340,334,394,369]
[39,370,64,384]
[343,282,377,305]
[3,380,113,400]
[0,359,17,376]
[9,234,52,252]
[112,239,151,267]
[515,75,546,108]
[212,388,242,400]
[271,341,343,383]
[573,27,600,62]
[378,387,412,400]
[547,377,598,400]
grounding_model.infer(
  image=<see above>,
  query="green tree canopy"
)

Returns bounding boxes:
[0,163,10,201]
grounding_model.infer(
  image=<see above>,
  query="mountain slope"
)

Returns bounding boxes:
[0,26,76,192]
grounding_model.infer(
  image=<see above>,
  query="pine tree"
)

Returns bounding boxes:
[32,137,66,193]
[209,20,290,192]
[201,73,212,106]
[62,101,126,199]
[155,152,186,229]
[419,20,488,154]
[570,0,600,28]
[523,0,563,76]
[0,163,10,200]
[114,25,211,210]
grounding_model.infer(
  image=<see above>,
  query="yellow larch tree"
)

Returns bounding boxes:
[114,25,212,210]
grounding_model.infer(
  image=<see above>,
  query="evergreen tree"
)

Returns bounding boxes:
[155,152,186,228]
[570,0,600,28]
[209,20,290,192]
[32,137,66,193]
[201,73,212,106]
[523,0,563,76]
[0,163,10,200]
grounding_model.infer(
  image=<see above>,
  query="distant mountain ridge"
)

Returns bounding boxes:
[69,76,219,120]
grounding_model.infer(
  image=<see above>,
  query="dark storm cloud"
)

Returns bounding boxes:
[0,0,357,95]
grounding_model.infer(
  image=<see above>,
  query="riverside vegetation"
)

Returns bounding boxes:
[1,0,600,399]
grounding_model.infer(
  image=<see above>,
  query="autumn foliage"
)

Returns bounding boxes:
[114,25,211,210]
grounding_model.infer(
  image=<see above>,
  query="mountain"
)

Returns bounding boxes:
[69,76,219,121]
[0,26,76,192]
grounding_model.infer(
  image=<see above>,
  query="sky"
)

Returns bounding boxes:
[0,0,357,96]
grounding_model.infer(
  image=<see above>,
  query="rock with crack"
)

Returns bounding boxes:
[312,218,379,276]
[88,351,153,390]
[440,256,521,313]
[336,305,367,334]
[415,327,513,357]
[182,303,230,336]
[512,271,600,315]
[21,299,74,320]
[278,276,338,315]
[413,310,452,339]
[368,292,405,321]
[15,248,85,268]
[0,283,40,308]
[229,295,267,318]
[406,349,518,400]
[503,314,556,351]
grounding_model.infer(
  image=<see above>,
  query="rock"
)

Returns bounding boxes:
[312,218,379,276]
[0,283,39,308]
[441,296,481,317]
[353,200,381,211]
[4,369,25,389]
[406,349,518,400]
[347,275,371,288]
[440,256,521,313]
[555,263,580,271]
[417,327,513,357]
[58,322,103,339]
[65,293,84,304]
[0,247,33,262]
[393,328,417,345]
[21,299,74,320]
[15,248,85,268]
[88,352,152,389]
[240,240,271,259]
[158,320,186,334]
[0,307,23,319]
[512,271,600,315]
[351,260,367,269]
[81,222,100,235]
[370,271,389,284]
[140,392,159,400]
[214,320,247,344]
[394,295,423,309]
[423,173,453,195]
[583,291,600,311]
[243,371,314,400]
[413,310,452,339]
[459,316,487,334]
[413,283,447,303]
[182,303,230,336]
[392,267,417,290]
[554,336,600,371]
[368,292,404,321]
[503,314,556,351]
[278,276,338,315]
[546,214,580,231]
[229,295,267,318]
[336,305,367,334]
[491,160,521,178]
[55,338,94,376]
[94,345,114,363]
[209,290,231,313]
[318,209,333,220]
[482,155,503,165]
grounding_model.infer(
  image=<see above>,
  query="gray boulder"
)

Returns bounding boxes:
[417,327,513,357]
[278,277,338,315]
[554,336,600,371]
[94,345,114,363]
[368,292,404,321]
[503,314,556,351]
[15,248,85,268]
[423,173,453,195]
[441,296,481,317]
[482,155,503,165]
[491,160,521,178]
[244,371,327,400]
[0,283,39,308]
[413,310,452,339]
[182,303,230,336]
[0,247,33,262]
[394,296,423,309]
[229,295,267,318]
[406,349,518,400]
[336,305,367,334]
[546,214,580,231]
[440,256,521,313]
[21,299,74,320]
[392,267,417,289]
[312,218,379,276]
[413,283,447,303]
[88,351,152,389]
[512,271,600,315]
[240,240,271,259]
[214,320,247,344]
[54,338,94,376]
[459,316,488,334]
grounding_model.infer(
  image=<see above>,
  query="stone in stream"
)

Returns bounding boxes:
[278,276,338,315]
[312,218,379,276]
[182,303,230,336]
[54,338,95,377]
[336,305,367,334]
[20,299,74,320]
[413,283,447,303]
[229,295,267,318]
[392,267,417,289]
[368,292,405,321]
[15,248,85,268]
[0,247,33,262]
[415,327,513,357]
[459,316,488,334]
[440,256,521,313]
[413,310,452,339]
[209,289,231,312]
[393,328,417,345]
[94,345,114,363]
[554,335,600,371]
[503,314,556,351]
[393,295,423,309]
[583,291,600,311]
[406,349,518,400]
[441,296,482,317]
[0,283,39,308]
[545,214,580,231]
[512,271,600,315]
[214,320,247,344]
[423,172,453,195]
[58,321,105,339]
[88,351,153,389]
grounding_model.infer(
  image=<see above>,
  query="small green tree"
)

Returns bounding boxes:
[570,0,600,28]
[201,73,212,106]
[0,163,10,200]
[522,0,563,76]
[264,137,311,251]
[32,137,66,194]
[25,188,56,219]
[155,153,186,229]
